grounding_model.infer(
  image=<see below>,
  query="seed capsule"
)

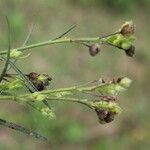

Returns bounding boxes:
[95,108,117,124]
[33,80,45,91]
[27,72,52,91]
[120,21,136,36]
[27,72,39,80]
[104,112,115,123]
[89,43,101,56]
[125,45,135,57]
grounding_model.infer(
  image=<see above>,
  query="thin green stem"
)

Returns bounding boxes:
[0,37,101,55]
[32,83,106,94]
[0,95,16,100]
[17,82,108,100]
[0,94,93,109]
[46,97,93,109]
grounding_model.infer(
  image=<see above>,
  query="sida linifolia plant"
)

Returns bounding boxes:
[0,20,135,142]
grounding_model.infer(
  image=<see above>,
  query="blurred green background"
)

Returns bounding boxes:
[0,0,149,149]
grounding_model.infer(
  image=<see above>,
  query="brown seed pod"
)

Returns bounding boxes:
[89,43,101,56]
[27,72,39,81]
[125,45,135,57]
[104,112,115,123]
[33,80,45,91]
[120,21,136,36]
[95,108,108,121]
[27,72,52,91]
[95,108,116,124]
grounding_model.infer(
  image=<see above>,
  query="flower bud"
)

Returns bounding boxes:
[8,78,24,90]
[89,43,101,56]
[120,21,136,36]
[96,83,125,95]
[117,77,132,88]
[41,107,55,119]
[10,50,23,59]
[37,74,52,86]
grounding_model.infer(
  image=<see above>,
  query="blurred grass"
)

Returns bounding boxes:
[0,0,150,150]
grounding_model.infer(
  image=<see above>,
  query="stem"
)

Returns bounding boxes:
[0,37,101,55]
[0,95,15,100]
[0,118,48,142]
[33,83,107,94]
[18,82,108,101]
[0,94,93,109]
[47,97,93,109]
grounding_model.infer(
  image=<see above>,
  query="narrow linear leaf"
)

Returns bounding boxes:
[22,23,35,46]
[0,118,48,142]
[0,17,11,82]
[2,57,37,92]
[53,24,76,40]
[7,23,35,72]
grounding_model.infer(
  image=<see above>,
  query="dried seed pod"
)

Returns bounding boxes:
[95,108,108,124]
[104,112,115,123]
[34,81,45,91]
[89,43,101,56]
[120,21,136,36]
[95,109,108,120]
[125,45,135,57]
[95,108,117,124]
[27,72,52,91]
[27,72,39,81]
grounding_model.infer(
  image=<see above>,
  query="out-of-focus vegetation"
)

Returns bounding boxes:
[0,0,149,150]
[74,0,150,13]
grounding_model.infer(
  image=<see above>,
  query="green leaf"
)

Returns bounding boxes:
[107,34,135,49]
